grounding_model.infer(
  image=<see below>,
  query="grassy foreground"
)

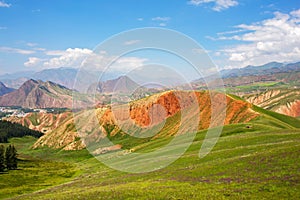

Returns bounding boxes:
[1,123,300,200]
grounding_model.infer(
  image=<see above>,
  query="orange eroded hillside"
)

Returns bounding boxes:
[6,91,259,150]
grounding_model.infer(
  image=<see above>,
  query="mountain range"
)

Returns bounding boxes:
[0,79,92,108]
[0,76,155,109]
[1,61,300,92]
[220,61,300,78]
[0,68,118,92]
[0,81,15,96]
[1,61,299,152]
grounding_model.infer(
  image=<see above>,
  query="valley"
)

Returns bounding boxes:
[0,61,300,199]
[1,1,300,199]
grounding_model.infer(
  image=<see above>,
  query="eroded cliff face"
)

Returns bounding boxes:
[244,89,300,117]
[7,90,259,150]
[5,112,72,134]
[31,115,85,150]
[128,91,257,129]
[246,90,281,106]
[98,91,257,135]
[276,100,300,117]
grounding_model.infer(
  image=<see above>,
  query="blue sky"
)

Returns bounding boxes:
[0,0,300,76]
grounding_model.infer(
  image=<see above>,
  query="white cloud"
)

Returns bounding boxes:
[0,1,11,8]
[45,50,67,56]
[113,57,148,71]
[123,40,141,45]
[291,9,300,18]
[43,48,93,68]
[0,46,35,54]
[26,42,38,47]
[24,57,43,67]
[137,18,144,21]
[152,17,171,27]
[33,47,46,51]
[0,26,7,30]
[215,9,300,68]
[152,17,170,21]
[23,48,148,72]
[84,51,148,72]
[188,0,238,11]
[217,29,245,35]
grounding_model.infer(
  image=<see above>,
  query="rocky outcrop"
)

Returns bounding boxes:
[276,100,300,118]
[5,112,72,134]
[244,89,300,117]
[31,113,84,150]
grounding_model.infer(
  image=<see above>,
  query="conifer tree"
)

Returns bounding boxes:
[5,145,17,170]
[0,145,5,172]
[11,145,18,169]
[5,145,12,170]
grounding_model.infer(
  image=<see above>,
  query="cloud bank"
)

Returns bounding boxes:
[215,9,300,68]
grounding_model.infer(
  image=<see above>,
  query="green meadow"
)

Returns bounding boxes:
[1,113,300,200]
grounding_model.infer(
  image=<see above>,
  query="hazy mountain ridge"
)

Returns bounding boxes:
[193,61,300,87]
[1,61,300,91]
[0,68,118,92]
[220,61,300,78]
[0,81,15,96]
[88,76,140,94]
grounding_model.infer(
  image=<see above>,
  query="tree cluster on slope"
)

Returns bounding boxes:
[0,120,43,143]
[0,144,18,172]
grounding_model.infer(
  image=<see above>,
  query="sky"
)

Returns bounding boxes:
[0,0,300,78]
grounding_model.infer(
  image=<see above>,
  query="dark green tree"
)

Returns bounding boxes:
[0,145,5,172]
[10,145,17,169]
[5,145,18,170]
[5,145,12,170]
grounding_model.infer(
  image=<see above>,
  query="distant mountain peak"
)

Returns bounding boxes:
[0,79,89,108]
[0,81,15,96]
[0,81,5,87]
[92,75,140,94]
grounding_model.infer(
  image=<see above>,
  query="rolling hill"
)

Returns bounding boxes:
[1,91,300,199]
[5,90,300,151]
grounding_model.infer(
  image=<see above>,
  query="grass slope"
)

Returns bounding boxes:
[1,125,299,199]
[1,93,300,199]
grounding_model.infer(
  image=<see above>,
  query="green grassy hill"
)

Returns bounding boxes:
[1,91,300,199]
[1,124,299,199]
